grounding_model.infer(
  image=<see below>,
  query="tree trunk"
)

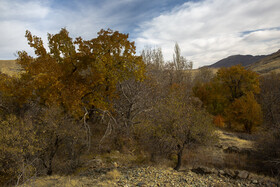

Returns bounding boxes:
[174,145,183,171]
[244,123,252,134]
[44,135,60,175]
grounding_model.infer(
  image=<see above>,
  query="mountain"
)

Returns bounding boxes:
[209,55,267,68]
[248,49,280,74]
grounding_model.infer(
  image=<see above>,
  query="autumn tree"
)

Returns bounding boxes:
[11,28,145,118]
[216,65,260,102]
[225,92,262,133]
[0,28,146,182]
[193,65,262,132]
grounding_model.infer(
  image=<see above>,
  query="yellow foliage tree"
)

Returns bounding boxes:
[193,65,262,132]
[225,92,262,133]
[3,28,145,118]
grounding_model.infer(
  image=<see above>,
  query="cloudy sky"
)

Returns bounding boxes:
[1,0,280,68]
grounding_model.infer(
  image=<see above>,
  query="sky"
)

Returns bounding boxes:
[1,0,280,68]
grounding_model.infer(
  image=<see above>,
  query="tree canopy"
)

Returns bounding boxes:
[193,65,262,133]
[1,28,145,118]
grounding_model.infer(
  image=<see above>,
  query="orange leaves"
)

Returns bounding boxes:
[225,93,262,133]
[213,115,225,128]
[193,65,262,133]
[216,65,260,101]
[25,30,47,57]
[1,28,146,119]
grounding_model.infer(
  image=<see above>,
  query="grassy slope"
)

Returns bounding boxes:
[247,50,280,74]
[0,60,21,76]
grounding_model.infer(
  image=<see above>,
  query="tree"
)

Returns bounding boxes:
[193,67,214,84]
[141,47,164,70]
[193,65,261,132]
[0,115,40,185]
[259,72,280,127]
[12,28,145,118]
[135,88,216,170]
[215,65,260,102]
[173,42,193,70]
[193,80,229,115]
[0,28,146,181]
[225,92,262,133]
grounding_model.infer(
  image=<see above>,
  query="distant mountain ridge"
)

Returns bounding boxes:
[209,54,267,68]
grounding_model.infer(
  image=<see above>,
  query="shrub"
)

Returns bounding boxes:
[0,115,40,185]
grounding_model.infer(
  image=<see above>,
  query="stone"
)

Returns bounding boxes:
[136,182,147,187]
[237,170,249,179]
[191,166,213,175]
[224,169,237,178]
[218,170,225,176]
[252,180,258,184]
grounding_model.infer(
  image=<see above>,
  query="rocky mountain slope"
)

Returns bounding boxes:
[208,55,266,68]
[248,49,280,74]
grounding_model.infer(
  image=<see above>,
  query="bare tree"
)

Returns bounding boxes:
[173,42,193,70]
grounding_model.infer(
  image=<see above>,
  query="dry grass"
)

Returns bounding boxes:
[248,50,280,74]
[20,175,93,187]
[189,68,218,78]
[105,169,121,181]
[216,130,254,150]
[0,60,21,76]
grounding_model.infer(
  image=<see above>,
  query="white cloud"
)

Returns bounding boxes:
[1,0,280,68]
[135,0,280,68]
[0,0,139,59]
[0,0,49,20]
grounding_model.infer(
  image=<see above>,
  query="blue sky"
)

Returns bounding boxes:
[1,0,280,68]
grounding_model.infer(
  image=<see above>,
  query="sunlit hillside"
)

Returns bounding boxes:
[0,60,21,76]
[248,50,280,74]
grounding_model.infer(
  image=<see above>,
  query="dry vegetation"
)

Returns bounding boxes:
[248,49,280,74]
[0,29,280,186]
[0,60,21,76]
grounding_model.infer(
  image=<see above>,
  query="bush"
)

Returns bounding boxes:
[0,115,40,185]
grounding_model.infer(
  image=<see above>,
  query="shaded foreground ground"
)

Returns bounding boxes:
[20,130,279,186]
[21,165,278,186]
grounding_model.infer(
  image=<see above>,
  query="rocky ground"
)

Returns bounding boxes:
[22,165,279,187]
[21,130,279,186]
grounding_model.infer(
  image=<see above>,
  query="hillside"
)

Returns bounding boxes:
[0,60,20,76]
[209,55,266,68]
[248,49,280,74]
